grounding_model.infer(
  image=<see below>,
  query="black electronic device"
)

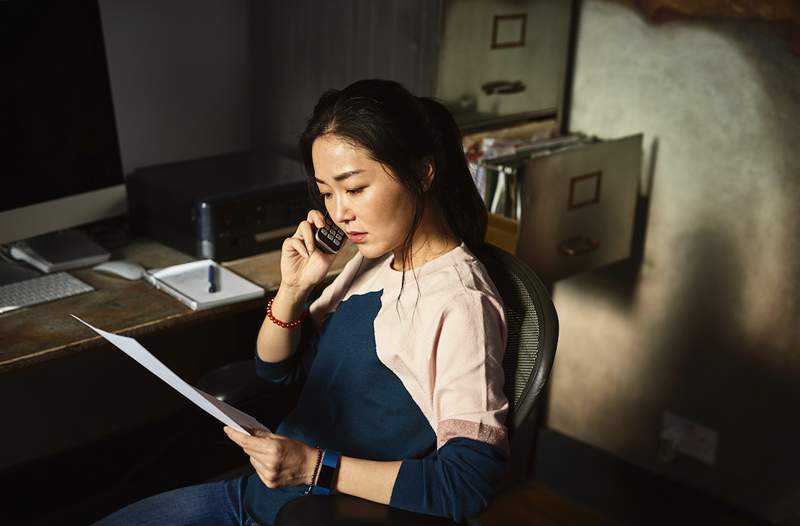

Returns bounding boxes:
[126,153,312,261]
[1,0,127,247]
[313,215,345,254]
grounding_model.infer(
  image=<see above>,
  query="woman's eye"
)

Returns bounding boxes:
[319,188,363,200]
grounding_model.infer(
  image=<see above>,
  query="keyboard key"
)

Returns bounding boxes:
[0,272,94,314]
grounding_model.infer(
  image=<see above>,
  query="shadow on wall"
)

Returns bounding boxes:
[727,20,800,523]
[549,2,800,521]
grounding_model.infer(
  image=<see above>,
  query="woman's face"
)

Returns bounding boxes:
[311,134,416,260]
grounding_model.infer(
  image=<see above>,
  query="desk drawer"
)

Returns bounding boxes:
[516,134,642,283]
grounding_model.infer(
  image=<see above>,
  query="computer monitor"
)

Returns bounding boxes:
[0,1,126,247]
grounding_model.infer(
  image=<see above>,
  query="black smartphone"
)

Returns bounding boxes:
[314,215,346,254]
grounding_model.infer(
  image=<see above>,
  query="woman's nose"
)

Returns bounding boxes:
[329,195,353,224]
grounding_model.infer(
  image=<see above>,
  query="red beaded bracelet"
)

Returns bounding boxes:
[266,296,308,329]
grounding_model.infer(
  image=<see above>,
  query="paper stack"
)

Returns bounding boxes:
[145,259,265,310]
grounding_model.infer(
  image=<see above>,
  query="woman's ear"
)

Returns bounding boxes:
[422,159,435,192]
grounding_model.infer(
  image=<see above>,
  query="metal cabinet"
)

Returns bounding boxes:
[481,134,643,284]
[435,0,574,132]
[516,135,642,283]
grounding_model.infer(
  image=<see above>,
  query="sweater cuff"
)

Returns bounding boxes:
[254,351,300,384]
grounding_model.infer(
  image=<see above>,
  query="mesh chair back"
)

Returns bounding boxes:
[474,244,559,436]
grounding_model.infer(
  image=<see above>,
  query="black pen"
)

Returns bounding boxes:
[208,264,218,293]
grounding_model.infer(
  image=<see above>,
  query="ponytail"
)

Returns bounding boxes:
[417,97,488,254]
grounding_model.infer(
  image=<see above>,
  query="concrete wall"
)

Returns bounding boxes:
[549,1,800,522]
[251,0,440,157]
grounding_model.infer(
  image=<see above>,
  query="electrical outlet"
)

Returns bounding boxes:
[660,411,718,465]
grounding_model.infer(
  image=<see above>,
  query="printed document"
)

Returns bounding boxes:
[72,315,268,436]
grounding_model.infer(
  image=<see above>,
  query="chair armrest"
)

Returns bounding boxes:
[275,495,460,526]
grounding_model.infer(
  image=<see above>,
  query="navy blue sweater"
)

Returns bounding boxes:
[244,247,509,525]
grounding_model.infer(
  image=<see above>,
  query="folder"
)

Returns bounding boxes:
[144,259,264,310]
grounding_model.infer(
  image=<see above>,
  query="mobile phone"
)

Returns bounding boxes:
[313,215,345,254]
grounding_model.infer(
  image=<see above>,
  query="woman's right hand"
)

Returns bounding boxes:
[279,209,338,293]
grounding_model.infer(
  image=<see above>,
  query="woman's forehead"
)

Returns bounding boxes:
[312,135,386,184]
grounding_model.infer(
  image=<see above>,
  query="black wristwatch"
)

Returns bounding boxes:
[312,449,341,495]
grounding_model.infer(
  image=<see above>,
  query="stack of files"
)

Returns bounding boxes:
[474,134,593,220]
[145,259,265,311]
[9,229,110,273]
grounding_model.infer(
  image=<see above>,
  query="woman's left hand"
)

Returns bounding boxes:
[224,427,317,489]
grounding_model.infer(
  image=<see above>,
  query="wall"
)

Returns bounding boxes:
[98,0,252,175]
[548,0,800,522]
[251,0,441,159]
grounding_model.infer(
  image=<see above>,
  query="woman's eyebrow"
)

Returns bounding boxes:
[315,169,364,184]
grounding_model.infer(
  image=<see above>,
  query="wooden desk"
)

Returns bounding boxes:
[0,239,359,522]
[0,238,358,372]
[0,237,358,477]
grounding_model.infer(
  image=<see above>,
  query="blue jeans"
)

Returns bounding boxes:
[92,477,261,526]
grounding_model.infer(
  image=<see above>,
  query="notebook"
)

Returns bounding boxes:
[144,259,265,310]
[9,229,110,273]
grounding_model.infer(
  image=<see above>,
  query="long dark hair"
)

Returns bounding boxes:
[299,79,487,302]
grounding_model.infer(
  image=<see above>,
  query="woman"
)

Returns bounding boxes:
[95,79,508,526]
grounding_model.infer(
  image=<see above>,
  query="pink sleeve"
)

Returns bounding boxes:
[432,290,509,452]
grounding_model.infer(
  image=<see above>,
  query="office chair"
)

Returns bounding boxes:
[199,243,559,525]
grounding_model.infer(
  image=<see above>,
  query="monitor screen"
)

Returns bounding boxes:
[0,1,125,241]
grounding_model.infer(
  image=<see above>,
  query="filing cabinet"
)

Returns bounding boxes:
[515,134,643,284]
[436,0,575,133]
[478,133,643,284]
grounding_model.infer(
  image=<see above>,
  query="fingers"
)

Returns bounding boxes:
[251,457,280,489]
[283,237,309,259]
[287,212,324,257]
[307,209,326,229]
[223,426,248,446]
[227,429,311,489]
[224,426,264,448]
[295,221,316,255]
[224,427,280,456]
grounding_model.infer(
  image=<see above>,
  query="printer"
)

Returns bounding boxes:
[126,153,312,261]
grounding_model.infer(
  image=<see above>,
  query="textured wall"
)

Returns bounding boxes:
[549,0,800,522]
[251,0,441,158]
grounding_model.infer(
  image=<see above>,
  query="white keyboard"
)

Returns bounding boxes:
[0,272,95,314]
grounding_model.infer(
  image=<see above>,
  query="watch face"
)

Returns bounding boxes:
[316,463,335,490]
[316,449,341,491]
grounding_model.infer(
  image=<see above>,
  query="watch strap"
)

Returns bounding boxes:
[311,449,341,495]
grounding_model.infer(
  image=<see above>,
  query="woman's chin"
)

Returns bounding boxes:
[354,242,387,260]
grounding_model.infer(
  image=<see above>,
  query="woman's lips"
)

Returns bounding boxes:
[347,232,367,243]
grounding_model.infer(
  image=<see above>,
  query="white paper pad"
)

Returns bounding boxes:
[72,315,269,436]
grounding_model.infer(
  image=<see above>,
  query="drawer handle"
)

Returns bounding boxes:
[558,236,599,256]
[481,80,526,95]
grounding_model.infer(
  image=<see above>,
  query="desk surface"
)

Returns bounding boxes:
[0,239,358,372]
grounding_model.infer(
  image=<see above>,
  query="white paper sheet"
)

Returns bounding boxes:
[72,315,269,436]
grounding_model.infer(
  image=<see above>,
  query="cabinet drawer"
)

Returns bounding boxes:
[516,134,642,283]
